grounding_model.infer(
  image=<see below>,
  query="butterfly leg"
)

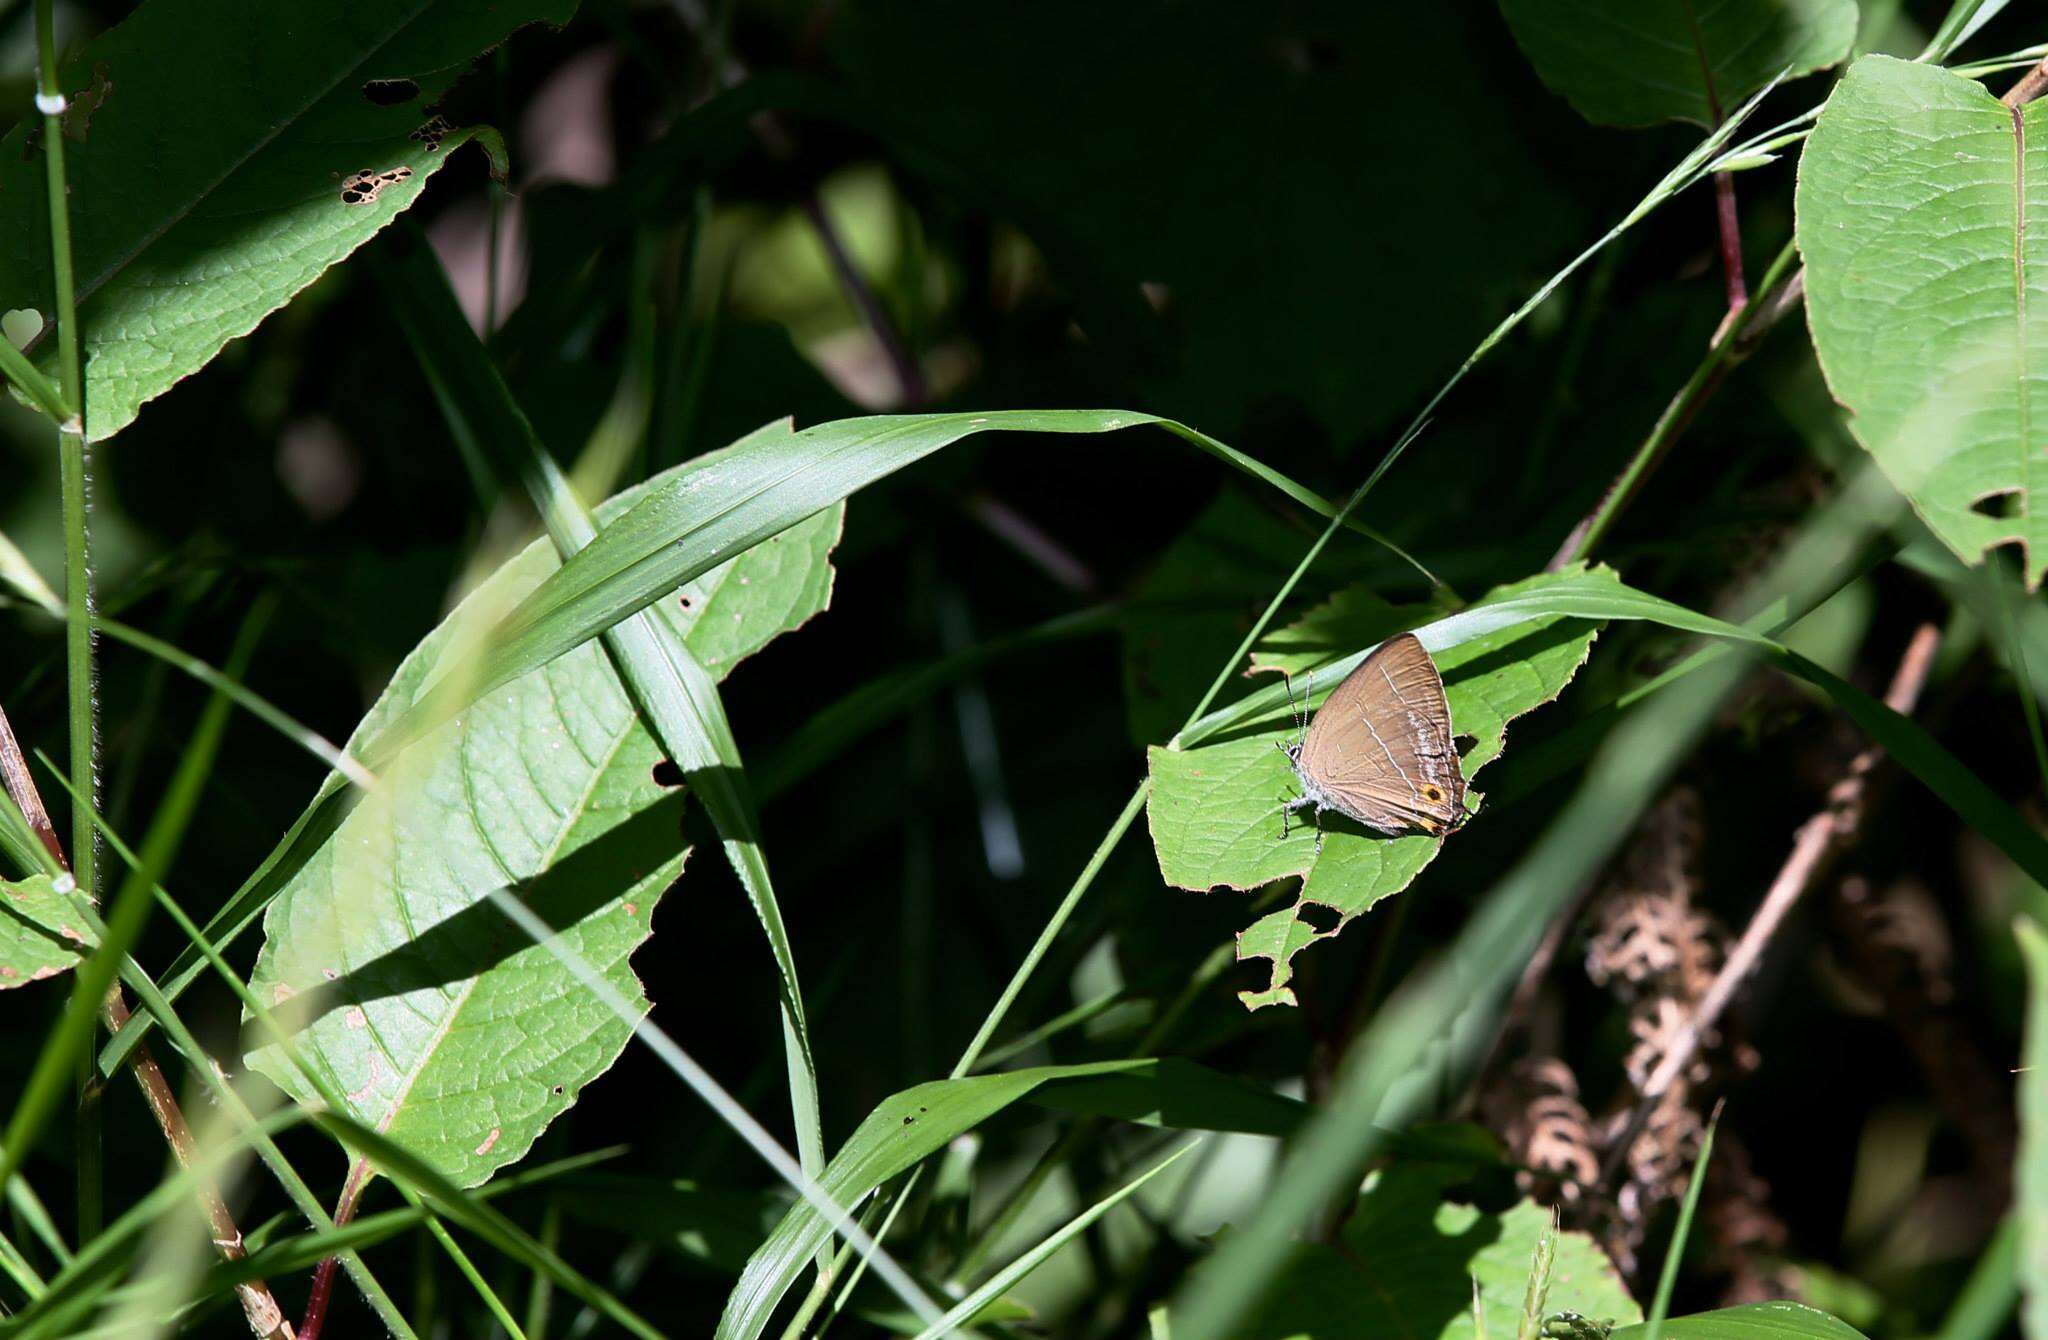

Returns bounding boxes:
[1312,806,1325,858]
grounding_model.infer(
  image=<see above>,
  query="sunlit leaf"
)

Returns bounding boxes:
[1221,1141,1639,1339]
[246,455,841,1187]
[1798,56,2048,588]
[1149,568,1611,1008]
[0,0,570,440]
[0,874,95,989]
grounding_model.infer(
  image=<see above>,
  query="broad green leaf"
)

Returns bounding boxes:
[1498,0,1855,128]
[2017,918,2048,1340]
[359,409,1392,768]
[0,0,569,441]
[718,1058,1302,1340]
[1798,56,2048,588]
[0,875,95,988]
[1611,1303,1870,1339]
[1149,568,1610,1009]
[247,458,842,1188]
[1225,1152,1638,1339]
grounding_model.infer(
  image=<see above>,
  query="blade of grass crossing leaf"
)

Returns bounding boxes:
[63,756,643,1340]
[375,230,829,1189]
[906,1140,1199,1340]
[1645,1115,1719,1340]
[41,765,416,1336]
[96,776,355,1078]
[2016,919,2048,1340]
[481,886,947,1333]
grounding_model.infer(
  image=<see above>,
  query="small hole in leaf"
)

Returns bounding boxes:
[361,78,420,106]
[651,760,685,787]
[339,165,413,205]
[679,595,694,611]
[1972,488,2023,518]
[1298,902,1342,935]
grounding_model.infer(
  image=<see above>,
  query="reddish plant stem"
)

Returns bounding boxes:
[0,704,63,868]
[1713,171,1747,315]
[298,1159,374,1340]
[1599,624,1942,1183]
[0,705,294,1337]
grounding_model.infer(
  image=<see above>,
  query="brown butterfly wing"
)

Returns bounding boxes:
[1298,633,1465,835]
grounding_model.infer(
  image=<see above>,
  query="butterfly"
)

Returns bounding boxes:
[1281,632,1469,851]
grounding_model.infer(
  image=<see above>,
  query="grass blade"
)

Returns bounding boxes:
[907,1140,1199,1340]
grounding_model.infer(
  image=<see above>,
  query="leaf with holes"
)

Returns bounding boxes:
[0,0,572,441]
[1219,1138,1639,1339]
[1498,0,1856,128]
[1799,55,2048,588]
[246,447,841,1188]
[1148,567,1610,1009]
[0,875,96,989]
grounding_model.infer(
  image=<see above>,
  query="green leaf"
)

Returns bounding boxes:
[1498,0,1857,128]
[1149,568,1609,1009]
[1611,1303,1870,1339]
[0,875,95,989]
[246,452,841,1188]
[0,0,570,441]
[1222,1153,1638,1339]
[717,1058,1299,1340]
[1798,56,2048,588]
[2016,918,2048,1340]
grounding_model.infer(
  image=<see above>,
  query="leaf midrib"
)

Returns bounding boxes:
[359,667,641,1144]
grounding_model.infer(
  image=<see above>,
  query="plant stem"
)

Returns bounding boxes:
[1598,623,1942,1182]
[1712,172,1746,313]
[0,709,294,1338]
[299,1160,372,1340]
[1548,239,1800,569]
[33,0,99,1245]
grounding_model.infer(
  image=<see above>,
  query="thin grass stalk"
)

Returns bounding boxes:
[32,0,99,1241]
[1643,1114,1719,1340]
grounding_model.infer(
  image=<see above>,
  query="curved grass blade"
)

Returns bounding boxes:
[906,1140,1199,1340]
[360,409,1430,768]
[719,1059,1296,1340]
[377,231,830,1190]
